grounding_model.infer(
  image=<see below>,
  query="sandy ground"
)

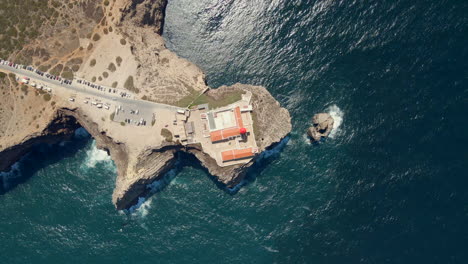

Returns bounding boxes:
[77,31,138,89]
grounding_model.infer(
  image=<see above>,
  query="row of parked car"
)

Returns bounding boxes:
[1,58,132,99]
[0,59,73,85]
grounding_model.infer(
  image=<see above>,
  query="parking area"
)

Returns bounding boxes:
[112,104,154,126]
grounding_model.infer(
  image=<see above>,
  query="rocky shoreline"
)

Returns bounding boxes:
[0,0,291,210]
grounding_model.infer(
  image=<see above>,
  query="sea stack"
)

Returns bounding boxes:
[307,113,334,143]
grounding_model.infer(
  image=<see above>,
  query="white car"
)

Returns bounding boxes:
[69,98,75,102]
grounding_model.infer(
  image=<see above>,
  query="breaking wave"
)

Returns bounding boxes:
[84,141,112,168]
[327,104,344,138]
[127,197,153,217]
[0,161,22,192]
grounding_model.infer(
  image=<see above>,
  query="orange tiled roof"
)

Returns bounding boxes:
[210,107,246,142]
[221,148,254,162]
[234,107,243,128]
[210,127,241,142]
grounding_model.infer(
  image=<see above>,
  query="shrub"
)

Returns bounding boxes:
[38,65,51,72]
[61,70,74,79]
[120,122,125,126]
[90,59,96,67]
[92,33,100,41]
[116,56,122,66]
[104,0,110,6]
[108,63,116,72]
[112,82,118,88]
[50,64,63,76]
[120,38,126,45]
[110,113,115,121]
[124,76,137,92]
[161,128,173,142]
[102,72,109,78]
[43,93,51,101]
[92,76,96,82]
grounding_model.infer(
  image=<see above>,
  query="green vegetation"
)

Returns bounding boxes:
[0,72,6,79]
[43,93,51,101]
[91,76,97,82]
[120,38,127,45]
[112,82,118,88]
[102,71,109,78]
[61,68,74,79]
[90,59,96,67]
[0,0,54,59]
[124,76,139,93]
[110,113,115,121]
[21,85,28,95]
[176,90,244,109]
[251,111,260,142]
[120,122,125,126]
[108,63,116,72]
[103,28,108,35]
[151,119,155,126]
[161,128,173,142]
[104,0,110,6]
[38,65,51,72]
[49,64,63,76]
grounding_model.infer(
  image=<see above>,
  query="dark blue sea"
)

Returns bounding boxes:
[1,0,468,263]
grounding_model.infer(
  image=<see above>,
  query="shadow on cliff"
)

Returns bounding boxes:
[126,137,290,213]
[0,128,91,195]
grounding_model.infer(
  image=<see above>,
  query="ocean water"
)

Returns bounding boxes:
[1,0,468,263]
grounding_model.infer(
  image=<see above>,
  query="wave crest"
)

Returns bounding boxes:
[327,104,344,138]
[84,141,112,168]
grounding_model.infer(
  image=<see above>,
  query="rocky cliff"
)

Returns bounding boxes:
[0,0,291,210]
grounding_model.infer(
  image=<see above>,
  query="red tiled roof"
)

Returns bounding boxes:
[221,148,254,162]
[210,107,246,142]
[210,127,241,142]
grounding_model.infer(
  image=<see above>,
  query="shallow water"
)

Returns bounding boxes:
[1,0,468,263]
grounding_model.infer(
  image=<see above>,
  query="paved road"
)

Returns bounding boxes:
[0,64,184,112]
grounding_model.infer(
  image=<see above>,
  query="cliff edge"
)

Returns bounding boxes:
[0,0,291,210]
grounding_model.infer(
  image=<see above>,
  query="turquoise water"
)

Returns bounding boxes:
[1,0,468,263]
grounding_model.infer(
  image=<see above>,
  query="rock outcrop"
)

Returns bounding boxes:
[120,0,168,34]
[307,113,334,142]
[0,0,292,210]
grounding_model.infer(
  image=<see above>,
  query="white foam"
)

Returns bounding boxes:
[302,133,312,145]
[327,104,344,138]
[136,198,152,218]
[127,197,153,218]
[263,245,279,253]
[84,141,112,168]
[0,161,21,191]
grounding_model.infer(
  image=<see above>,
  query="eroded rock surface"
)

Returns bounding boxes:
[307,113,334,142]
[0,0,292,210]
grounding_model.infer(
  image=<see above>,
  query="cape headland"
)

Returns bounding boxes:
[0,0,291,209]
